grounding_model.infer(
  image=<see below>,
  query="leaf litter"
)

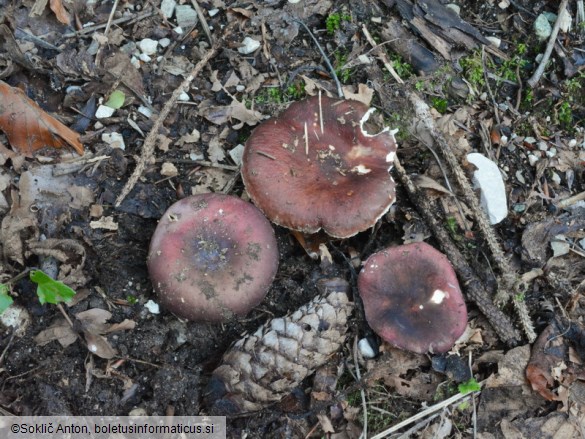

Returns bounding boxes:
[0,0,584,437]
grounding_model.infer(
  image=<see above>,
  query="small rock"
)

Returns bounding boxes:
[568,139,577,148]
[95,104,116,119]
[546,147,557,158]
[445,4,460,15]
[528,154,540,166]
[486,36,501,48]
[101,132,126,150]
[175,5,198,28]
[538,141,548,151]
[137,105,153,118]
[229,144,245,166]
[139,38,158,55]
[145,300,160,314]
[178,92,190,102]
[139,53,152,63]
[161,162,178,177]
[551,235,570,257]
[209,8,220,17]
[467,153,508,224]
[238,36,261,54]
[358,338,377,359]
[534,14,552,41]
[159,37,171,48]
[160,0,176,18]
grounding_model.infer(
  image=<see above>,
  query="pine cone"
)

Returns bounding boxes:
[206,288,352,414]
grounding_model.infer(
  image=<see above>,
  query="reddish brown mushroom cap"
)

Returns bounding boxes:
[147,193,279,323]
[242,95,397,238]
[358,242,467,354]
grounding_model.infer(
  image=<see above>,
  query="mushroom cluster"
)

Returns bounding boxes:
[358,242,467,354]
[242,94,398,239]
[147,193,278,323]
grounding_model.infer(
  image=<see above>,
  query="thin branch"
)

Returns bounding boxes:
[293,19,344,98]
[115,45,219,206]
[527,0,569,88]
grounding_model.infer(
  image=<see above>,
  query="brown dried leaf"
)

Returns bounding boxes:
[34,319,77,347]
[76,308,112,335]
[49,0,71,25]
[106,319,136,333]
[84,332,117,359]
[0,81,83,157]
[198,97,264,129]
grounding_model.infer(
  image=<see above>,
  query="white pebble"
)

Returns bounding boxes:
[467,153,508,224]
[101,132,126,150]
[238,36,261,54]
[139,53,152,63]
[160,0,176,18]
[537,141,548,151]
[528,154,540,166]
[95,104,115,119]
[178,92,190,102]
[138,105,153,118]
[159,38,171,48]
[568,139,577,147]
[358,338,377,359]
[145,300,160,314]
[208,8,220,16]
[139,38,158,55]
[546,147,557,158]
[229,144,245,166]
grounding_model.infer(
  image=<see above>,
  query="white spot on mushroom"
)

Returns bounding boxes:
[419,304,424,310]
[352,164,371,175]
[430,289,447,304]
[386,151,395,162]
[218,209,224,215]
[328,145,335,150]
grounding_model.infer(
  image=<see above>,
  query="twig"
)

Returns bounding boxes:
[0,331,16,367]
[293,19,344,98]
[115,45,219,206]
[527,0,569,88]
[362,24,404,84]
[64,11,156,38]
[370,386,479,439]
[353,337,368,439]
[555,190,585,209]
[191,0,214,45]
[104,0,120,37]
[393,156,521,345]
[481,46,500,125]
[406,91,536,342]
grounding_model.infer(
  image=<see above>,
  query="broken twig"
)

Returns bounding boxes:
[115,45,219,206]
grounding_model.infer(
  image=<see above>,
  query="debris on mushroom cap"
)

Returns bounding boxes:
[147,193,279,323]
[241,94,398,238]
[358,242,468,354]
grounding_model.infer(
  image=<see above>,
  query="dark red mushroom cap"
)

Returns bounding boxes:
[358,242,467,354]
[147,193,278,323]
[241,95,397,238]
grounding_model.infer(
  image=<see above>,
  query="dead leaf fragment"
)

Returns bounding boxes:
[49,0,71,25]
[0,81,83,157]
[34,319,77,347]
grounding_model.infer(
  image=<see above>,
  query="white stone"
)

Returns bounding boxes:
[176,5,198,28]
[145,300,160,314]
[528,154,540,166]
[139,38,158,55]
[0,304,31,337]
[95,104,115,119]
[161,162,178,177]
[229,144,245,165]
[138,105,153,118]
[139,53,152,62]
[486,36,501,48]
[238,36,261,54]
[467,153,508,224]
[101,132,126,150]
[568,139,577,147]
[208,8,220,17]
[178,92,190,101]
[546,147,557,158]
[173,26,184,35]
[159,37,171,48]
[534,14,552,41]
[160,0,176,18]
[358,338,376,359]
[130,56,141,69]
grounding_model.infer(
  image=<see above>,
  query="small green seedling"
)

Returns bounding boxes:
[30,270,76,305]
[0,284,13,314]
[326,12,351,35]
[0,269,76,315]
[458,378,481,394]
[105,90,126,109]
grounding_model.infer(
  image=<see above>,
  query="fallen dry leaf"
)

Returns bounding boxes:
[34,319,77,348]
[49,0,71,25]
[0,81,84,157]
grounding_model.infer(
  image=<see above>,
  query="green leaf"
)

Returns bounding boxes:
[105,90,125,109]
[0,284,13,314]
[30,270,76,305]
[458,378,481,395]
